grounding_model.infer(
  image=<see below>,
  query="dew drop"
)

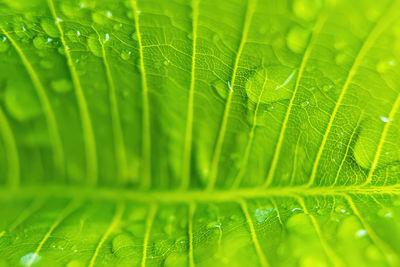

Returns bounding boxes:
[212,80,229,100]
[378,208,393,218]
[41,18,60,38]
[20,253,40,267]
[355,229,367,238]
[120,49,132,60]
[335,53,347,65]
[323,84,333,92]
[377,59,396,73]
[106,11,112,18]
[131,31,138,41]
[286,26,310,53]
[135,58,142,72]
[87,33,102,57]
[40,58,54,69]
[212,33,219,43]
[51,79,72,93]
[380,116,391,123]
[4,80,42,121]
[0,36,10,52]
[334,40,346,50]
[300,100,310,108]
[113,23,123,31]
[66,30,81,42]
[187,33,193,40]
[163,59,170,66]
[207,221,221,229]
[103,33,110,43]
[92,11,108,25]
[255,207,275,223]
[112,234,135,257]
[365,245,382,261]
[292,0,321,21]
[33,36,46,50]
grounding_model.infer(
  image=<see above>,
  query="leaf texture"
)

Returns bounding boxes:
[1,0,400,266]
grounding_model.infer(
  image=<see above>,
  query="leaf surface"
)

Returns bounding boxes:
[1,0,400,266]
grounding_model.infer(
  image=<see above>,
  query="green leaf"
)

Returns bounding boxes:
[1,0,400,266]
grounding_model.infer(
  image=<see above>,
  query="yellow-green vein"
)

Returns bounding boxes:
[264,11,329,188]
[239,199,270,267]
[232,70,268,188]
[306,1,398,187]
[141,203,157,267]
[0,107,19,188]
[363,92,400,185]
[0,27,64,180]
[188,202,196,267]
[47,0,98,186]
[89,200,125,267]
[332,112,363,186]
[129,0,152,190]
[0,198,45,239]
[26,199,81,267]
[92,26,127,185]
[207,0,257,191]
[296,196,344,267]
[344,194,398,265]
[181,0,200,190]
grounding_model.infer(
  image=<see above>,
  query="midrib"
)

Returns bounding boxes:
[0,185,399,203]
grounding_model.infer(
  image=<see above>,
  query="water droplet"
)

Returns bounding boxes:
[212,80,229,100]
[135,58,142,72]
[40,58,54,69]
[187,33,193,40]
[51,79,72,93]
[131,31,138,41]
[227,81,233,92]
[377,59,396,73]
[60,1,81,18]
[66,30,81,42]
[4,80,42,121]
[287,213,312,236]
[323,84,333,92]
[334,40,346,50]
[335,205,348,214]
[120,49,132,60]
[20,253,40,266]
[87,34,102,57]
[163,59,170,66]
[103,33,110,43]
[291,207,302,213]
[355,229,367,238]
[113,23,123,31]
[335,53,347,65]
[365,245,382,261]
[255,207,275,223]
[378,208,393,218]
[292,0,321,21]
[0,36,10,52]
[112,234,135,257]
[41,18,60,38]
[92,11,108,25]
[380,116,391,123]
[33,36,46,50]
[106,11,112,17]
[286,26,310,53]
[300,100,310,108]
[212,34,219,42]
[207,221,221,229]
